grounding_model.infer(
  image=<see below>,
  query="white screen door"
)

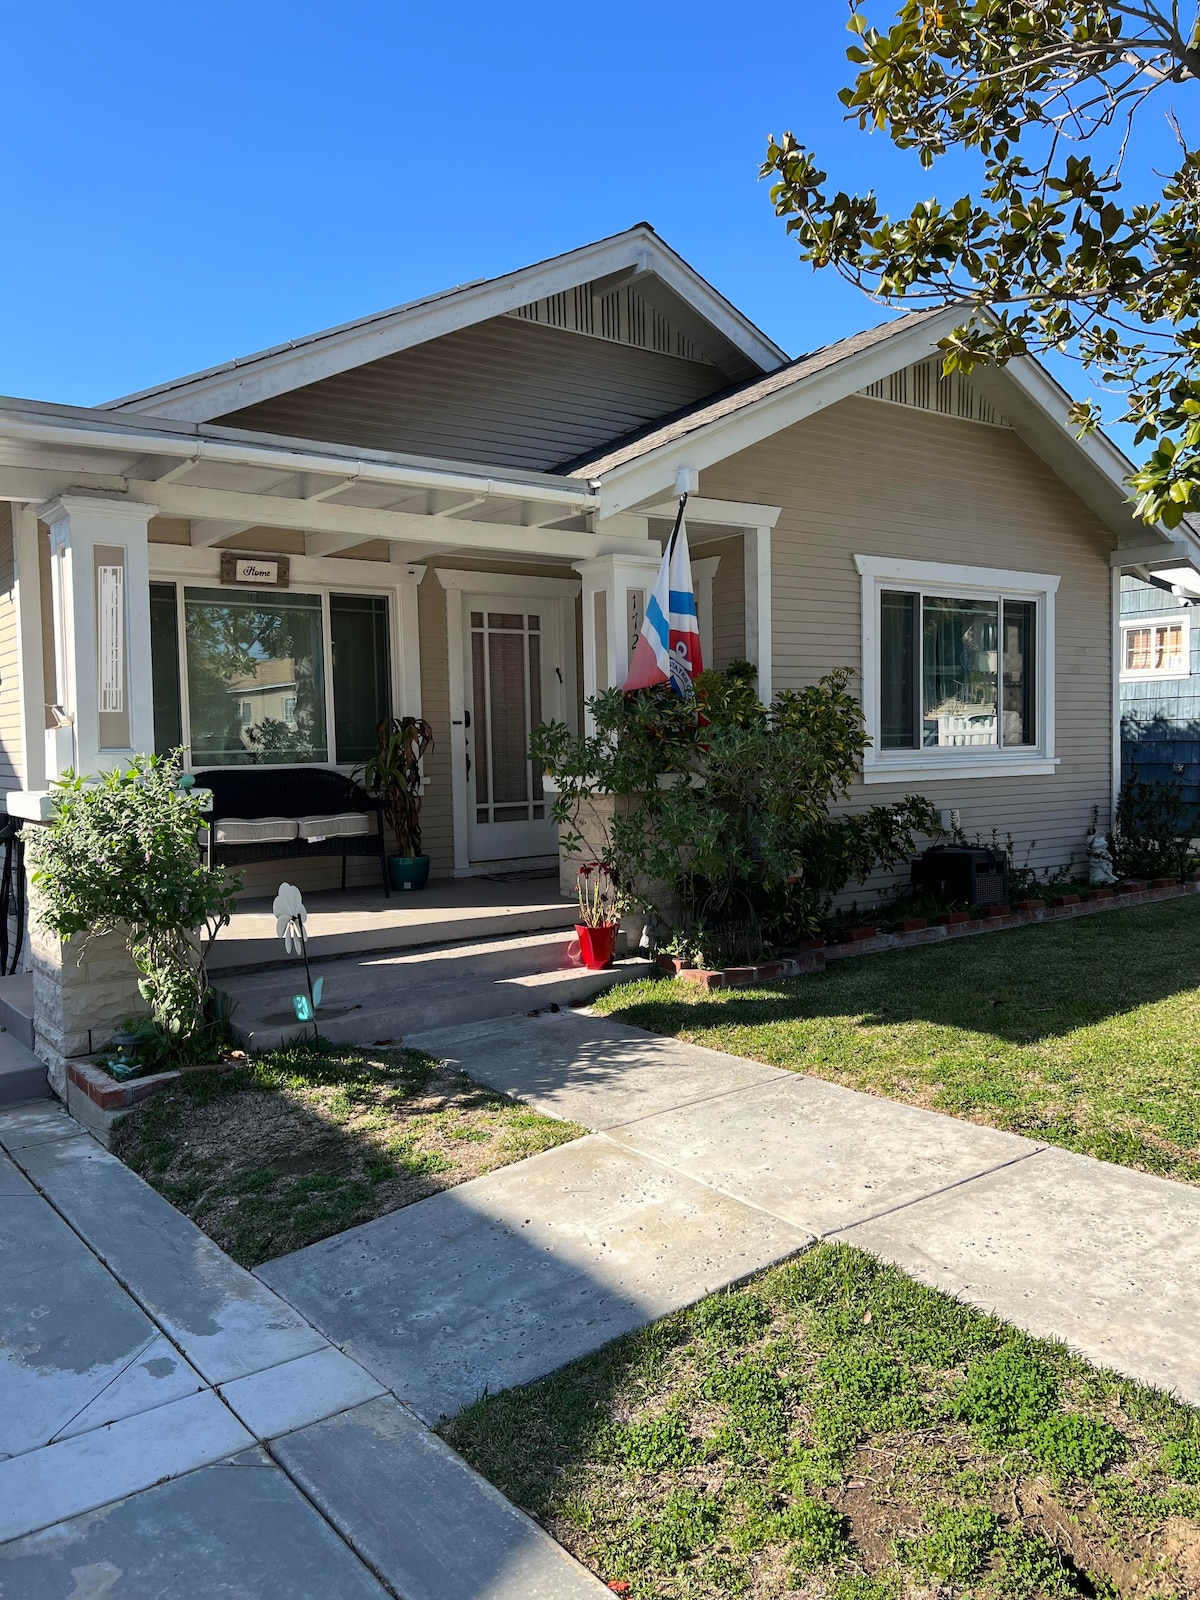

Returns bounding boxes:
[465,593,568,863]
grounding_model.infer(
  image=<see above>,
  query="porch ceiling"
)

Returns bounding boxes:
[0,398,660,562]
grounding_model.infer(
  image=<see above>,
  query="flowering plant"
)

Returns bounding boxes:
[575,862,620,929]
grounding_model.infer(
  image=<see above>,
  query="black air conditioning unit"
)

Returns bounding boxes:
[910,845,1009,907]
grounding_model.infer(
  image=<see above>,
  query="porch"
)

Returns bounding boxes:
[208,871,575,973]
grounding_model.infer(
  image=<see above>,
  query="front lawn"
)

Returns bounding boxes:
[443,1244,1200,1599]
[592,899,1200,1186]
[114,1041,583,1267]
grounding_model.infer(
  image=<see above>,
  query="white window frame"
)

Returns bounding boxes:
[1120,611,1190,681]
[147,547,424,774]
[855,554,1060,784]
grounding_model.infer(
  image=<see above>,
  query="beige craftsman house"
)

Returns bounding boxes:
[0,223,1196,891]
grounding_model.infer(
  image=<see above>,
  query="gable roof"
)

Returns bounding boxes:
[560,306,949,478]
[102,225,787,425]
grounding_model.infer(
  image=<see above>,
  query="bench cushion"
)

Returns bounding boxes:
[297,812,372,841]
[211,816,299,845]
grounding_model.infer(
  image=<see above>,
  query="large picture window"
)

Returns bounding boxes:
[150,583,393,767]
[856,556,1058,783]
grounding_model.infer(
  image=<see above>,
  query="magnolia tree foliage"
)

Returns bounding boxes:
[26,755,238,1048]
[762,1,1200,525]
[531,663,939,941]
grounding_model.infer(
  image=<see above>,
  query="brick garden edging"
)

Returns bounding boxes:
[64,1056,234,1147]
[657,875,1200,991]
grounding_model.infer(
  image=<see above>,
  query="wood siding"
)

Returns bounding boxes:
[700,394,1116,882]
[703,535,745,671]
[215,316,726,474]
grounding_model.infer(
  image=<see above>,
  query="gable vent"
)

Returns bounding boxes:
[860,357,1009,427]
[510,281,713,364]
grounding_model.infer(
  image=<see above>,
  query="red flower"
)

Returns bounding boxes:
[607,1584,631,1594]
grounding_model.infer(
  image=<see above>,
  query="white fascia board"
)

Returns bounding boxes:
[594,308,965,518]
[103,230,784,424]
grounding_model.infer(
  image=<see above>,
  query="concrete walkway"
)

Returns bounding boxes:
[0,1100,606,1599]
[262,1010,1200,1414]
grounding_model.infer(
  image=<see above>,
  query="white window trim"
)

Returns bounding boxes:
[855,554,1060,784]
[1119,611,1191,681]
[148,546,424,773]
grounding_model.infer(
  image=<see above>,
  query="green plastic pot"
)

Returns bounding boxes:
[387,854,431,892]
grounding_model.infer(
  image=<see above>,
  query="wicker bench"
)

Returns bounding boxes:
[195,767,389,896]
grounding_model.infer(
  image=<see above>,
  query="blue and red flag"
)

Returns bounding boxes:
[622,501,702,697]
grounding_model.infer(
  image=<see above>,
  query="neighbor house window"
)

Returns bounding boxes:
[149,584,393,767]
[856,556,1058,782]
[1121,616,1189,679]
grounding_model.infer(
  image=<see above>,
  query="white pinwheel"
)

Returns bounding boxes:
[273,882,308,954]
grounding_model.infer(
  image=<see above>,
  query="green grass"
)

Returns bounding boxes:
[114,1040,583,1267]
[442,1244,1200,1599]
[592,898,1200,1185]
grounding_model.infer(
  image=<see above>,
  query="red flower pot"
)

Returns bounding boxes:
[575,922,617,970]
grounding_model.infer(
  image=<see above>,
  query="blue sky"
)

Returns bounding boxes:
[2,0,1179,441]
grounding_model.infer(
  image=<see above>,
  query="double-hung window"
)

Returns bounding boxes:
[856,556,1059,782]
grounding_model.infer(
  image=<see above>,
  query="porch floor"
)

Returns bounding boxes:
[209,872,575,973]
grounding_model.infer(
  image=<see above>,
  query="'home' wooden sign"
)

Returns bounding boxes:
[219,553,291,589]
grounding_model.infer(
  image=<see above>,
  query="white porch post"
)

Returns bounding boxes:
[574,552,662,726]
[744,526,773,703]
[38,496,157,778]
[12,503,47,791]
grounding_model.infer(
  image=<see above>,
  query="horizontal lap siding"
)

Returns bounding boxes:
[216,318,726,474]
[704,535,745,670]
[700,395,1114,882]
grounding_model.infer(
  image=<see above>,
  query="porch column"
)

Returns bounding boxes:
[574,552,662,725]
[744,526,773,704]
[38,496,157,778]
[12,503,47,791]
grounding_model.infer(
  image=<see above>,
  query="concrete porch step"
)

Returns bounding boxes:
[0,972,34,1051]
[214,929,652,1051]
[0,1028,48,1106]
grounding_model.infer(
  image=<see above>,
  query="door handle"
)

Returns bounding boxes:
[465,752,472,781]
[464,709,472,729]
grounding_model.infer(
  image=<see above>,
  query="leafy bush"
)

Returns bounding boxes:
[948,1344,1058,1446]
[26,754,238,1052]
[1112,771,1194,881]
[532,663,938,943]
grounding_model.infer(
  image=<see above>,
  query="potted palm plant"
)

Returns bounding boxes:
[359,716,435,891]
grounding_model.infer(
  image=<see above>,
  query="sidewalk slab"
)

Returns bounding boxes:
[0,1388,253,1542]
[1,1192,167,1458]
[606,1073,1041,1235]
[839,1145,1200,1404]
[51,1333,205,1443]
[219,1346,386,1439]
[0,1151,33,1195]
[411,1009,784,1130]
[259,1135,808,1422]
[17,1134,327,1384]
[274,1395,609,1600]
[0,1100,84,1153]
[0,1453,391,1599]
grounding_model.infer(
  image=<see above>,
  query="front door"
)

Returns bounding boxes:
[464,593,569,863]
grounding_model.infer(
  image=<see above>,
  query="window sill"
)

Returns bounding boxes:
[861,756,1060,784]
[1120,672,1190,683]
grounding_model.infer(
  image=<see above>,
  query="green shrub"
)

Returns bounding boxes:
[948,1344,1059,1446]
[901,1505,1000,1582]
[532,664,938,943]
[26,754,237,1053]
[1030,1413,1126,1480]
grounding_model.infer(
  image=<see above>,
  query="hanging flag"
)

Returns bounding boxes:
[621,499,703,697]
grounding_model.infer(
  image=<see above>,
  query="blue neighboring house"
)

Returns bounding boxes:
[1120,574,1200,821]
